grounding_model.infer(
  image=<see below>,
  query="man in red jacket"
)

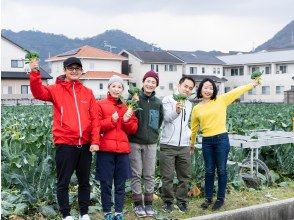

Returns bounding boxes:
[29,57,100,220]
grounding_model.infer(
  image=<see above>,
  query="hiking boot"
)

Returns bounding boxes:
[162,202,173,213]
[200,198,212,210]
[134,205,146,217]
[212,199,224,210]
[176,202,188,212]
[145,205,156,216]
[113,213,124,220]
[104,213,113,220]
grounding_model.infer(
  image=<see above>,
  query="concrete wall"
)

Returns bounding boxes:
[188,198,294,220]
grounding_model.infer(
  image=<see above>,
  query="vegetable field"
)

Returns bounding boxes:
[1,103,294,219]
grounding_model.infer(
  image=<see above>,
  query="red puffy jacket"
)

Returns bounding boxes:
[30,71,100,146]
[97,95,138,153]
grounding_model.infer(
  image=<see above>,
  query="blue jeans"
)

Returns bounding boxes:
[202,133,230,200]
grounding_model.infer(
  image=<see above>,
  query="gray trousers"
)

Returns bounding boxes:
[129,143,157,203]
[159,144,191,204]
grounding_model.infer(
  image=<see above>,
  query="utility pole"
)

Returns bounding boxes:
[104,41,116,53]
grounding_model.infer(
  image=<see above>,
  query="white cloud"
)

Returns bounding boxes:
[2,0,293,52]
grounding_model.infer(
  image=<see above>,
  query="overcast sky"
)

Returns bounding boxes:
[2,0,294,52]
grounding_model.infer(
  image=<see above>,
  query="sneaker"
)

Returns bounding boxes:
[175,202,188,213]
[63,216,74,220]
[134,205,146,217]
[104,213,113,220]
[162,202,173,213]
[79,214,90,220]
[113,213,124,220]
[145,205,156,216]
[212,199,224,210]
[200,199,212,210]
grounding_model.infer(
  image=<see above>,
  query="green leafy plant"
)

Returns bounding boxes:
[24,50,40,64]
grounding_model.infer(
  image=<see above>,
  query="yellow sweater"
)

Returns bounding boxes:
[190,84,254,145]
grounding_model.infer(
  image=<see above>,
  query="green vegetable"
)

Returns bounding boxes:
[173,93,188,104]
[24,50,40,64]
[128,85,141,100]
[126,100,142,111]
[251,70,263,84]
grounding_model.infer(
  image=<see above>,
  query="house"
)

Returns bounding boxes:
[218,49,294,103]
[46,45,130,98]
[119,50,184,98]
[1,35,51,101]
[167,50,227,94]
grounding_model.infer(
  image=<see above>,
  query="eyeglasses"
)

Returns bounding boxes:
[66,66,82,72]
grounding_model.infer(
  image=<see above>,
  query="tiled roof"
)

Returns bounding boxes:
[46,45,127,62]
[1,67,52,79]
[168,50,225,65]
[125,50,184,63]
[218,49,294,65]
[80,71,131,80]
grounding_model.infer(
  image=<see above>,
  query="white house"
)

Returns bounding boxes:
[1,35,51,101]
[46,45,130,98]
[119,50,184,98]
[218,49,294,103]
[168,50,227,94]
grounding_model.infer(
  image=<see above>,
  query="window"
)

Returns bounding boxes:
[265,66,271,74]
[276,86,284,94]
[202,67,205,74]
[213,68,216,74]
[165,64,177,71]
[248,88,257,95]
[239,67,244,76]
[11,60,24,68]
[160,86,165,90]
[217,68,220,74]
[169,83,173,91]
[21,85,29,94]
[251,66,259,73]
[262,86,270,95]
[99,83,103,90]
[279,65,287,74]
[190,67,197,74]
[2,86,13,94]
[231,68,238,76]
[151,64,154,70]
[156,65,159,72]
[225,87,230,93]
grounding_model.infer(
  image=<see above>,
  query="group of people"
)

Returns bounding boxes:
[29,56,259,220]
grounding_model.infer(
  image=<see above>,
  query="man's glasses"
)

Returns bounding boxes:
[66,66,82,72]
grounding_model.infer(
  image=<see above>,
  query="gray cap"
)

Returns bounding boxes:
[108,75,124,89]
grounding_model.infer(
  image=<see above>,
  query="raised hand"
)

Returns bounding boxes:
[123,108,133,122]
[29,59,39,72]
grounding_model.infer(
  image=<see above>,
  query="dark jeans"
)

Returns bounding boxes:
[159,145,191,204]
[55,144,92,217]
[100,179,126,213]
[96,152,131,213]
[202,133,230,200]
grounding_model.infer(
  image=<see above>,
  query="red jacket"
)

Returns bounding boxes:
[97,95,138,153]
[30,71,100,146]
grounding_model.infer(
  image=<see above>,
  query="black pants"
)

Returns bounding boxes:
[55,144,92,217]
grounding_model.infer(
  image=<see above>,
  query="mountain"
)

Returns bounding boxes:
[1,29,161,64]
[255,20,294,51]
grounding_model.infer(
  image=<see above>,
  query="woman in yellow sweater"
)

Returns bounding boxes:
[190,78,259,210]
